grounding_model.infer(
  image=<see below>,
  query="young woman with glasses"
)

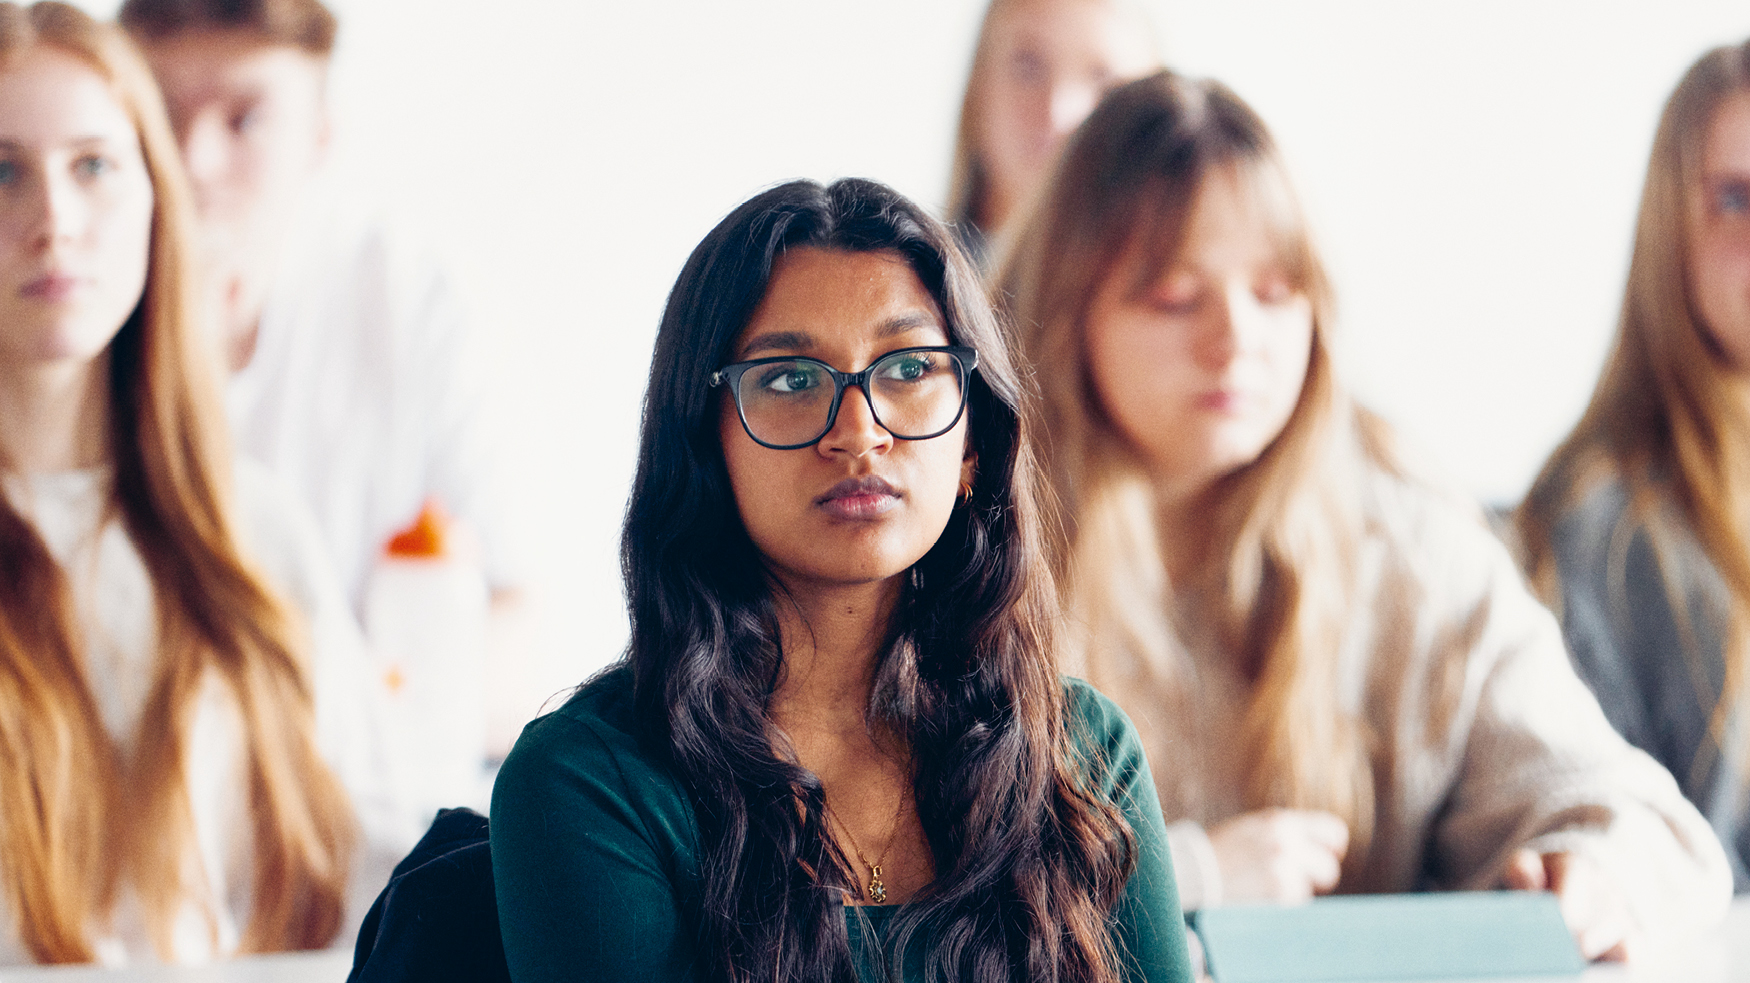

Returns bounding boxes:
[0,1,398,964]
[997,69,1732,960]
[489,178,1193,983]
[1517,39,1750,895]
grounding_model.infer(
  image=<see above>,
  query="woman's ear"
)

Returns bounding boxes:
[959,452,978,503]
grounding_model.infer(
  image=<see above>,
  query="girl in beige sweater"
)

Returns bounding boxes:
[997,69,1731,961]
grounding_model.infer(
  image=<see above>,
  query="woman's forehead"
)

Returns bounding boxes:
[0,46,134,150]
[734,248,948,359]
[1109,160,1307,291]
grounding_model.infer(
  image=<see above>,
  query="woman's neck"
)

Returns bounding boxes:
[767,575,901,746]
[1155,477,1222,587]
[0,355,111,474]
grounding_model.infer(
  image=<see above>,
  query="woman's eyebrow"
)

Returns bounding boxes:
[737,313,942,360]
[0,135,113,153]
[738,330,814,358]
[878,312,944,337]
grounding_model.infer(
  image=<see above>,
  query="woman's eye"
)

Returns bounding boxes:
[1256,278,1296,304]
[1714,181,1750,216]
[878,354,935,382]
[0,160,16,186]
[73,154,111,178]
[759,365,823,394]
[1143,272,1202,314]
[1148,290,1200,315]
[1010,48,1048,87]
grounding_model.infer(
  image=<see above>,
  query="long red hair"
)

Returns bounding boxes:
[0,1,354,961]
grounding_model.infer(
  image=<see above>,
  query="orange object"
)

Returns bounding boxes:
[385,500,451,558]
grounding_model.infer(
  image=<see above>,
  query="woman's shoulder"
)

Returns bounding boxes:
[1061,676,1130,740]
[1355,456,1498,553]
[1346,459,1565,658]
[494,664,691,822]
[503,664,644,767]
[1059,676,1150,794]
[1546,466,1636,544]
[1538,466,1717,599]
[1543,466,1726,636]
[1343,460,1527,607]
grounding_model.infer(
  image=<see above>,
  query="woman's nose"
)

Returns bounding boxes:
[31,172,85,249]
[818,384,894,458]
[1191,288,1248,368]
[180,114,231,205]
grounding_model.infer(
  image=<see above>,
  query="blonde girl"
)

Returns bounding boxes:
[1518,39,1750,894]
[0,1,391,964]
[945,0,1157,264]
[1001,69,1732,960]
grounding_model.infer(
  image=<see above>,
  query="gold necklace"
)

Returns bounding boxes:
[826,790,909,904]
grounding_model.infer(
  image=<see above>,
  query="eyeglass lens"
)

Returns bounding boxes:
[735,350,967,447]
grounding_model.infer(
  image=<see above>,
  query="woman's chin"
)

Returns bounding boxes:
[767,547,933,594]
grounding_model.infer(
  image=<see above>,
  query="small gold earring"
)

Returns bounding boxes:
[958,478,975,503]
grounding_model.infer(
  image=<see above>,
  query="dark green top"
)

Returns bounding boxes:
[490,665,1192,983]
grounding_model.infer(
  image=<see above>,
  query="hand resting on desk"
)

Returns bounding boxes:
[1208,808,1350,904]
[1502,848,1637,963]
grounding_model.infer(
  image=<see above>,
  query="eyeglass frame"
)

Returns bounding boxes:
[709,345,980,451]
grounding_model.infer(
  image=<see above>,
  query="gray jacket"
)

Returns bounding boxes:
[1550,477,1750,892]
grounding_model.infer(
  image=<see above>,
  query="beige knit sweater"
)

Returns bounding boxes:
[1076,466,1732,937]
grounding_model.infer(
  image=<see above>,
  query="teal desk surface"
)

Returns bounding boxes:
[1193,896,1748,983]
[1194,893,1585,981]
[0,900,1739,981]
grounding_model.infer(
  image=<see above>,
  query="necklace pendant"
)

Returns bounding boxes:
[867,864,887,904]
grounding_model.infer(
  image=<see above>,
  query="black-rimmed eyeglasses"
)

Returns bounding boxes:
[710,346,979,450]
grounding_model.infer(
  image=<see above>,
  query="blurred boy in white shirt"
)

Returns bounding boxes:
[120,0,537,767]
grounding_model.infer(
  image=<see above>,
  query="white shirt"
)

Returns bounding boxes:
[0,461,412,966]
[226,201,521,612]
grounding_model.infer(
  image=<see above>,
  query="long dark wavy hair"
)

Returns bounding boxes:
[621,178,1136,983]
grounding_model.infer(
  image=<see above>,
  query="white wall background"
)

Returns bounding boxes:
[70,0,1750,692]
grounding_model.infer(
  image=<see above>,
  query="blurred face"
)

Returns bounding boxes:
[139,30,327,332]
[1691,90,1750,371]
[0,48,154,372]
[719,248,975,592]
[976,0,1155,230]
[1085,167,1314,497]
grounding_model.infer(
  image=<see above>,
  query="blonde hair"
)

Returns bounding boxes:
[1518,39,1750,780]
[999,70,1394,880]
[946,0,1158,235]
[0,2,353,962]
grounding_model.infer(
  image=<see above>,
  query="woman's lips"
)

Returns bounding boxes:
[20,274,81,302]
[1195,389,1246,413]
[816,475,901,520]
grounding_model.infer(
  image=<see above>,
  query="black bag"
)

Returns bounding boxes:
[348,807,511,983]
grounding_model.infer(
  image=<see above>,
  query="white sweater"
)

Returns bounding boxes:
[1077,466,1733,937]
[0,461,412,966]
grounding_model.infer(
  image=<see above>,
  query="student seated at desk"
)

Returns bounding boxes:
[1517,39,1750,895]
[116,0,535,762]
[946,0,1158,267]
[0,1,396,964]
[490,179,1192,983]
[996,70,1733,960]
